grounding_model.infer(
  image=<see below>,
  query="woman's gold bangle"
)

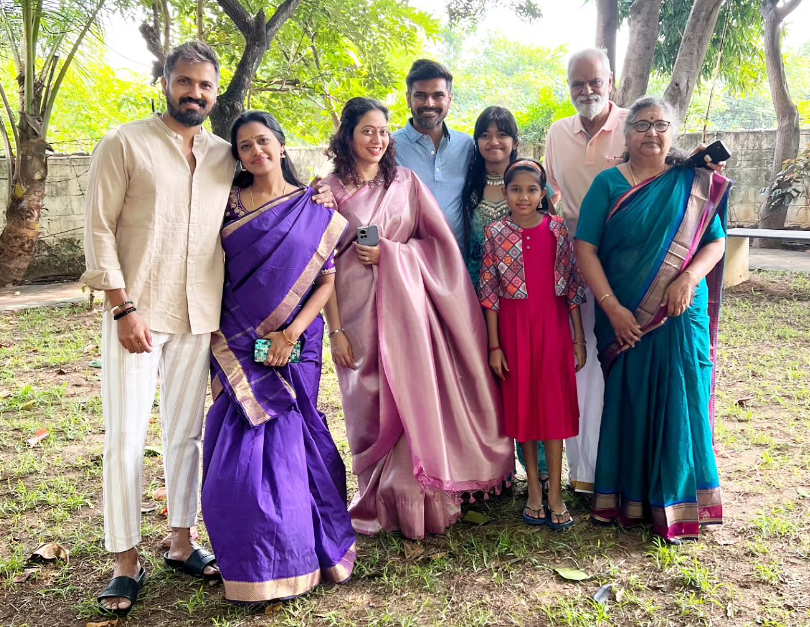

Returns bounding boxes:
[281,329,296,346]
[329,328,344,338]
[599,293,613,305]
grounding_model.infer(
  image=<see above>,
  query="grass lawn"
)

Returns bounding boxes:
[0,270,809,627]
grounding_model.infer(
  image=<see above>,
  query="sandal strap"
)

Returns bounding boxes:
[524,505,544,514]
[98,568,145,603]
[550,508,571,520]
[183,548,217,575]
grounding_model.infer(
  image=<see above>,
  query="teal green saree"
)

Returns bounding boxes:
[584,166,730,541]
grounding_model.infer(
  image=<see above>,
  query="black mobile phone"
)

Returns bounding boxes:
[685,140,731,169]
[357,225,381,247]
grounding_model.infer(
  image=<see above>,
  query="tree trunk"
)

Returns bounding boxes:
[615,0,663,107]
[758,0,802,247]
[209,14,268,138]
[662,0,724,127]
[595,0,618,74]
[0,127,48,285]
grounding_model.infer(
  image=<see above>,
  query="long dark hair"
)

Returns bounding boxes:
[503,158,551,213]
[461,106,520,249]
[325,97,398,188]
[230,110,304,189]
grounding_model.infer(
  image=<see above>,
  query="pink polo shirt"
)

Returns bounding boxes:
[544,101,629,237]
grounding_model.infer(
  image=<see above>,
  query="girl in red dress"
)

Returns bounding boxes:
[479,159,587,530]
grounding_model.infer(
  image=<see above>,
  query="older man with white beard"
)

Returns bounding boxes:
[542,48,627,495]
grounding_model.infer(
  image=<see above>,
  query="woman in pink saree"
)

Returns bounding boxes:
[322,98,514,539]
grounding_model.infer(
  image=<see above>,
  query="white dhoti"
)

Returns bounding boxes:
[101,312,211,552]
[566,291,604,493]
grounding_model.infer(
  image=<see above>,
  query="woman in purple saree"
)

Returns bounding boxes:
[321,98,514,540]
[201,111,355,603]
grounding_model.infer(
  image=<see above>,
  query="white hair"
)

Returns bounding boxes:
[567,48,612,79]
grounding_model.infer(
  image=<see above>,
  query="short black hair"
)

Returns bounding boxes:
[405,59,453,94]
[164,41,220,81]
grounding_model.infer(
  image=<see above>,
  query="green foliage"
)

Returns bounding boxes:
[141,0,436,145]
[603,0,766,97]
[446,0,543,28]
[442,35,575,144]
[653,0,765,96]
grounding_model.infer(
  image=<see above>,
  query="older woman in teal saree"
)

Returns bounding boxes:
[575,97,730,542]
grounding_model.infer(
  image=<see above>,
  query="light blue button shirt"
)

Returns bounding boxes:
[393,120,474,248]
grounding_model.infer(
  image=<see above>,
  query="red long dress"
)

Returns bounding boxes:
[498,215,580,442]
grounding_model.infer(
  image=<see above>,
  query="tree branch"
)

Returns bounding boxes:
[197,0,204,41]
[216,0,253,35]
[266,0,304,39]
[777,0,803,21]
[160,0,171,52]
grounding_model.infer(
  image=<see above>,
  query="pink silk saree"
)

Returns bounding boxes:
[324,167,514,539]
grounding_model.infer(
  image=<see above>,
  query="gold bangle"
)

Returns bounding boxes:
[598,293,613,305]
[574,341,586,346]
[281,329,296,346]
[329,328,344,338]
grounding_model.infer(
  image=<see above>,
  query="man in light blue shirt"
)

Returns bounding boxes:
[392,60,474,248]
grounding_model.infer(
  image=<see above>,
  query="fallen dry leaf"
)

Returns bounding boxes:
[429,551,448,561]
[12,568,37,583]
[152,486,168,501]
[86,620,118,627]
[264,603,282,615]
[55,368,67,375]
[26,428,49,447]
[403,542,425,561]
[29,542,69,565]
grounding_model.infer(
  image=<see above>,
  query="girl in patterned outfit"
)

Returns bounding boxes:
[479,159,587,530]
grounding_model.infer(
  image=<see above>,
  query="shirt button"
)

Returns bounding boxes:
[431,150,435,155]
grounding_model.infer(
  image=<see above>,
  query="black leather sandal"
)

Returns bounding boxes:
[163,547,221,581]
[97,567,147,616]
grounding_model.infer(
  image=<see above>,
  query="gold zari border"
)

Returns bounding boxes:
[223,543,356,603]
[256,212,347,337]
[210,330,271,427]
[221,188,306,239]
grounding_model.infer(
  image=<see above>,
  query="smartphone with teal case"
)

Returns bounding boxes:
[254,338,302,364]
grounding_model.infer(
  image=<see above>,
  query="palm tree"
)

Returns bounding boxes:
[0,0,106,285]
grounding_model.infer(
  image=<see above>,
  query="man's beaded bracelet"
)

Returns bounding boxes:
[111,300,133,312]
[113,306,137,321]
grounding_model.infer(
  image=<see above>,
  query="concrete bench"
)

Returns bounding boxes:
[725,228,810,287]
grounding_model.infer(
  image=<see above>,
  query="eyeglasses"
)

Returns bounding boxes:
[631,120,671,133]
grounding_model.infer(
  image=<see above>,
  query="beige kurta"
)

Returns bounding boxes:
[81,115,235,334]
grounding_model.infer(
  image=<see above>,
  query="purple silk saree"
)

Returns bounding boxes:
[201,187,355,603]
[323,167,514,540]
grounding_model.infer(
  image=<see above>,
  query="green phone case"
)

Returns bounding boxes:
[254,338,302,364]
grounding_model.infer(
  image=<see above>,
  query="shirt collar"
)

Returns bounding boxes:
[403,118,451,143]
[153,113,206,145]
[572,101,621,136]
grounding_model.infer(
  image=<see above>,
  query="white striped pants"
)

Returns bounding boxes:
[101,312,211,552]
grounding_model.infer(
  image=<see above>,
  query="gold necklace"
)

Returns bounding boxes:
[627,163,639,186]
[250,182,287,210]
